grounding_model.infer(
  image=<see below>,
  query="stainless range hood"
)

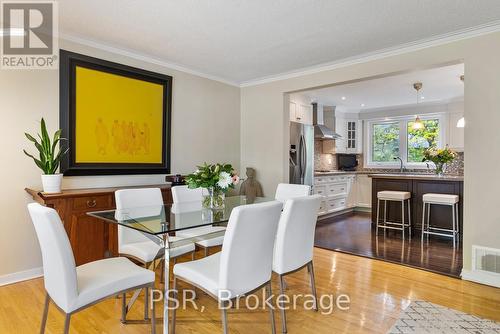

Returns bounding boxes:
[312,103,341,139]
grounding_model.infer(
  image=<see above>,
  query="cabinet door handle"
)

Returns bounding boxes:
[86,199,97,208]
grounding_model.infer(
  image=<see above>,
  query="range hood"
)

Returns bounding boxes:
[312,103,341,140]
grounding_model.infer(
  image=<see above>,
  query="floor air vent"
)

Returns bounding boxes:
[473,245,500,274]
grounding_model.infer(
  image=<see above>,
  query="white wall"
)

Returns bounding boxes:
[0,38,240,279]
[240,32,500,274]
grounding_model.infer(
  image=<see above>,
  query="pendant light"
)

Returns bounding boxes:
[456,75,465,128]
[412,82,424,130]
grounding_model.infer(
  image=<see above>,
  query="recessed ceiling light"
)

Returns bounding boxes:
[361,103,365,107]
[421,96,425,99]
[341,96,346,100]
[0,28,25,36]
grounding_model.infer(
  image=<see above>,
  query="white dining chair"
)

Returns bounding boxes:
[115,188,196,281]
[273,195,322,334]
[274,183,311,202]
[28,203,156,334]
[172,185,226,256]
[171,200,283,334]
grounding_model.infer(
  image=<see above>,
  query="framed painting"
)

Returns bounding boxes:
[59,50,172,175]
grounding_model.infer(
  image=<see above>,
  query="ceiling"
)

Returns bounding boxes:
[290,63,464,112]
[59,1,500,85]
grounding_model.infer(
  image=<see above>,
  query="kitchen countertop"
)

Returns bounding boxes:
[314,170,463,181]
[367,173,463,181]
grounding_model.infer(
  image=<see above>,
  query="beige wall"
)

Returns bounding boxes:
[0,39,240,278]
[241,32,500,271]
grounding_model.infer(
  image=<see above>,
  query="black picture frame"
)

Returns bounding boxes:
[59,50,172,176]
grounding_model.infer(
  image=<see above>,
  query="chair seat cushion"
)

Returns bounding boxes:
[176,226,226,248]
[173,252,222,298]
[120,238,195,263]
[72,257,154,313]
[423,193,459,204]
[377,190,411,200]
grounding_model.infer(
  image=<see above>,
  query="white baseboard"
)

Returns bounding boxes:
[0,267,43,287]
[461,269,500,288]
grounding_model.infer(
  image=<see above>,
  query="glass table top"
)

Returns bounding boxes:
[87,195,273,236]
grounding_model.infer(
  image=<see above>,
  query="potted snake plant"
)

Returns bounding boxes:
[23,118,68,193]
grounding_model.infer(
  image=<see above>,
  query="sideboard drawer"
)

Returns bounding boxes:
[72,195,112,211]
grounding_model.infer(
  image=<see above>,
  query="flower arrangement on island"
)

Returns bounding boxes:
[184,163,239,208]
[422,147,457,176]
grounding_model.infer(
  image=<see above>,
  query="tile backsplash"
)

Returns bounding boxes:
[313,141,464,175]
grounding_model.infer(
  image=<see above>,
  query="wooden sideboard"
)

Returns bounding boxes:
[26,184,172,265]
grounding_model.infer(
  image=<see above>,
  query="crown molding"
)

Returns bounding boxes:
[59,32,240,87]
[240,20,500,87]
[60,20,500,88]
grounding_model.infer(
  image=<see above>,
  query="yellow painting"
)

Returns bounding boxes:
[74,66,164,164]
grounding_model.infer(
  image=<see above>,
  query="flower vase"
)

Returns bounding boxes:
[434,162,446,177]
[203,187,225,210]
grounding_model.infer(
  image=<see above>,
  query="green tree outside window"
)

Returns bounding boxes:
[407,119,439,162]
[372,122,399,162]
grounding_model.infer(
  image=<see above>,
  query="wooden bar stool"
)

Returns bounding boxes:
[421,193,459,245]
[376,191,412,239]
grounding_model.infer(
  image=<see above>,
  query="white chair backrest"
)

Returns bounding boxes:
[273,195,322,274]
[219,201,283,297]
[115,188,163,247]
[275,183,311,202]
[171,185,203,203]
[28,203,78,312]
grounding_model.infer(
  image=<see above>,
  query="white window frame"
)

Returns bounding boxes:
[364,113,446,169]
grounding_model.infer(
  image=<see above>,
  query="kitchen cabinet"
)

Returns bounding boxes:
[335,118,362,154]
[356,174,372,208]
[370,175,463,232]
[289,101,312,125]
[314,173,366,216]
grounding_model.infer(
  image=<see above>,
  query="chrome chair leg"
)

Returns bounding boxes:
[376,198,380,234]
[151,286,156,334]
[171,276,178,334]
[401,200,405,240]
[63,314,71,334]
[307,262,318,311]
[266,283,276,334]
[221,301,228,334]
[40,293,50,334]
[278,275,287,334]
[121,293,127,323]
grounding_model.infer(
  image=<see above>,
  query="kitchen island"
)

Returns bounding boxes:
[369,174,463,232]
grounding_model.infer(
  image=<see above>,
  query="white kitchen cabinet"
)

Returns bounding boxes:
[314,173,355,215]
[289,101,312,125]
[346,175,357,208]
[355,174,372,208]
[447,112,464,151]
[335,118,362,154]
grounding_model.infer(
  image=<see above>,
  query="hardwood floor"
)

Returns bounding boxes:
[1,249,499,334]
[315,212,462,277]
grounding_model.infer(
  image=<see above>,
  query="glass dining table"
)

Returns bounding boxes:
[87,195,272,334]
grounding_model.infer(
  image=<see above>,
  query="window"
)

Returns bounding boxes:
[367,116,443,167]
[407,119,439,162]
[372,122,400,162]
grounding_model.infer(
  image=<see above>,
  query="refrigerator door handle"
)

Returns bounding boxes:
[299,134,306,180]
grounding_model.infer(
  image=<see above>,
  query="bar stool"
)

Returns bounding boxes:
[376,191,412,239]
[421,193,459,245]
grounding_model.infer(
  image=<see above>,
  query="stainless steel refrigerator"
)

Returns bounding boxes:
[289,121,314,187]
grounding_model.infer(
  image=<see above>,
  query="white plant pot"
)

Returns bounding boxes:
[41,174,63,193]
